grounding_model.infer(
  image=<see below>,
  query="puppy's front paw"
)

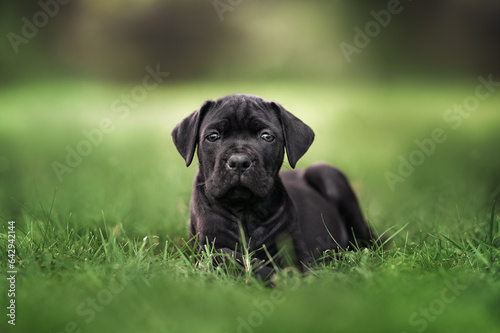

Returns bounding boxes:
[254,265,275,282]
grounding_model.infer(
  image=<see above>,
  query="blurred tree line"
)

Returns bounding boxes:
[1,0,499,83]
[342,0,500,78]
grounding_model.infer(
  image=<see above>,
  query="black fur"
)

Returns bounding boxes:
[172,94,376,279]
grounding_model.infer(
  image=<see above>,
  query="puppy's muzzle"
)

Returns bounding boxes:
[226,154,252,174]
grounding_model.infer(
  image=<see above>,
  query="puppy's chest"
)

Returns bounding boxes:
[233,212,277,243]
[242,219,266,240]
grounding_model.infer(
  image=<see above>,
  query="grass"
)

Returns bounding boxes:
[0,78,500,333]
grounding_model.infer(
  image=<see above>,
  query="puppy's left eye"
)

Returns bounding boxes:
[206,133,220,142]
[261,133,275,142]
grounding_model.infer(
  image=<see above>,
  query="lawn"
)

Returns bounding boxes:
[0,78,499,333]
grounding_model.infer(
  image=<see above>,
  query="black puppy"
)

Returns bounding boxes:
[172,94,377,278]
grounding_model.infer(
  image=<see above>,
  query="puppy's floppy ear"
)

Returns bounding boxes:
[171,100,215,166]
[270,102,315,168]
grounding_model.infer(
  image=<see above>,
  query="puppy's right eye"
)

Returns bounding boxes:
[206,133,220,142]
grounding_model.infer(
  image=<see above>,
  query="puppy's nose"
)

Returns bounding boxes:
[227,154,252,173]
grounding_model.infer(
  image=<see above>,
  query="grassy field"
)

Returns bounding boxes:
[1,79,499,333]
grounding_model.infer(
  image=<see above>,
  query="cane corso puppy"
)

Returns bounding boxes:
[171,94,377,279]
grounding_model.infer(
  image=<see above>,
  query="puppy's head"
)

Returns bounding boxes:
[172,94,314,203]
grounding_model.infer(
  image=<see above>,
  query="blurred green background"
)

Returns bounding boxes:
[1,1,500,333]
[1,0,498,228]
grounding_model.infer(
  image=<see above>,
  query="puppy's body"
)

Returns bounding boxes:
[281,165,371,256]
[172,94,375,278]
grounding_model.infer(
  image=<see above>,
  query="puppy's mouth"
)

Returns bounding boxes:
[208,176,269,204]
[205,156,272,202]
[226,185,254,200]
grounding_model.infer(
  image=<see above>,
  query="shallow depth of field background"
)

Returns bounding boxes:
[1,1,500,333]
